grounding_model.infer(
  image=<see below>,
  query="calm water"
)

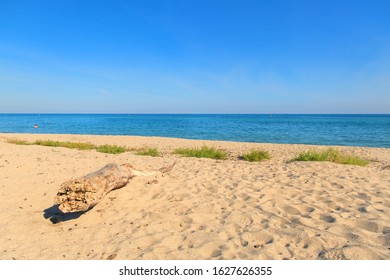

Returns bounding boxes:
[0,114,389,148]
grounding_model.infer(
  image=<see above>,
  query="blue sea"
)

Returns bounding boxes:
[0,114,389,148]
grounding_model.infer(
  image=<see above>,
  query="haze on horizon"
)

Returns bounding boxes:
[1,0,389,114]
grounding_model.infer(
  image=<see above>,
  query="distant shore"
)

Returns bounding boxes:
[0,133,389,259]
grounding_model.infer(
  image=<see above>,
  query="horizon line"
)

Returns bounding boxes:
[1,113,390,115]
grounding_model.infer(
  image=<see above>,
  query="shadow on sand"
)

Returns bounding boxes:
[43,205,86,224]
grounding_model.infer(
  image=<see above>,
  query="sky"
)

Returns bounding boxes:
[0,0,389,113]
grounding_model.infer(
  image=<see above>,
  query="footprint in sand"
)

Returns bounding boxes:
[177,216,193,230]
[293,205,315,218]
[320,245,385,260]
[319,214,336,223]
[282,205,302,216]
[241,231,274,248]
[323,200,341,211]
[356,193,371,201]
[354,220,380,233]
[226,213,253,226]
[376,234,390,246]
[318,248,347,260]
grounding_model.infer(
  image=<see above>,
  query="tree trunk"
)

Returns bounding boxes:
[54,162,174,213]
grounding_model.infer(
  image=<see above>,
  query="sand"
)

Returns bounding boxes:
[0,133,389,260]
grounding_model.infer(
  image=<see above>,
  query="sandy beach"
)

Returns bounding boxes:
[0,133,389,260]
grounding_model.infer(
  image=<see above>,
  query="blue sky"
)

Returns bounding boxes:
[0,0,389,113]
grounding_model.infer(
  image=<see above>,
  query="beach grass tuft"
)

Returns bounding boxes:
[174,146,228,160]
[34,140,96,150]
[241,150,271,162]
[7,139,32,145]
[7,138,130,154]
[95,144,127,154]
[135,147,160,157]
[291,148,369,166]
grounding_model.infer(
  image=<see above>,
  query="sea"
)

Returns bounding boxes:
[0,114,389,148]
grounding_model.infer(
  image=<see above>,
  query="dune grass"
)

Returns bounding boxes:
[291,148,369,166]
[135,147,160,157]
[174,146,228,160]
[7,138,128,154]
[95,144,127,154]
[7,139,32,145]
[34,140,96,150]
[241,150,271,162]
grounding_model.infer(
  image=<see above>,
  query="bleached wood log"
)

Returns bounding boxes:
[54,162,174,213]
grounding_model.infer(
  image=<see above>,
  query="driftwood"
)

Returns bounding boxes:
[54,162,175,213]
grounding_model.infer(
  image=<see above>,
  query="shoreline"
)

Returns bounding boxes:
[1,114,389,149]
[2,131,389,148]
[0,133,389,259]
[1,132,389,167]
[2,132,390,149]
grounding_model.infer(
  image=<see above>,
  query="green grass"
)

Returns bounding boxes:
[7,139,32,145]
[241,150,271,162]
[174,146,228,160]
[291,148,369,166]
[34,140,96,150]
[95,144,127,154]
[7,138,129,154]
[135,147,160,157]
